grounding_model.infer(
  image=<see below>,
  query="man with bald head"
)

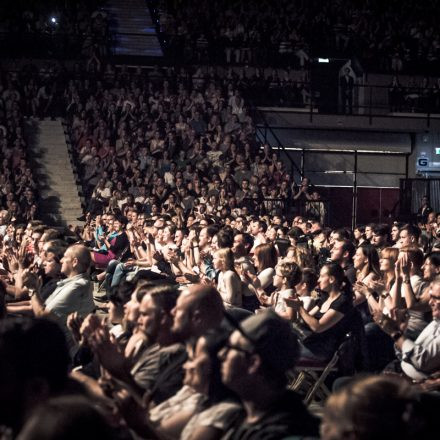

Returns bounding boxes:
[171,284,225,342]
[32,244,94,355]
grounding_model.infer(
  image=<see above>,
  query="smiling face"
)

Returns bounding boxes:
[353,247,367,270]
[379,255,391,272]
[422,257,440,280]
[266,227,277,242]
[163,226,174,242]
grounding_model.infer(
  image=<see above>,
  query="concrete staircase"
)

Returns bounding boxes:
[32,119,84,227]
[106,0,163,57]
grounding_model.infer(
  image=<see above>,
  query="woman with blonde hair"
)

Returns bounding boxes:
[213,248,242,308]
[285,245,315,271]
[270,260,303,319]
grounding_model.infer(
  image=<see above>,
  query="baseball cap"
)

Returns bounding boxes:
[225,309,300,374]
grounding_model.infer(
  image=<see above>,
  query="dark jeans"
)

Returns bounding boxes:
[364,322,396,372]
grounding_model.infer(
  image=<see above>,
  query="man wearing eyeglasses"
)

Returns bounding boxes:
[219,310,319,439]
[375,277,440,380]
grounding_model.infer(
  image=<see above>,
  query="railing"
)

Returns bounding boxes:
[244,197,330,224]
[250,80,440,122]
[400,178,440,223]
[146,0,167,54]
[249,105,303,182]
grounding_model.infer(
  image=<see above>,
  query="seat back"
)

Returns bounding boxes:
[291,332,354,405]
[336,331,356,376]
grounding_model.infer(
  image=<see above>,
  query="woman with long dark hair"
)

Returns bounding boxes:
[352,244,381,316]
[286,262,355,361]
[355,247,400,371]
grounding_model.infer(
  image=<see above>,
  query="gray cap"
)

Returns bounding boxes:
[240,309,300,374]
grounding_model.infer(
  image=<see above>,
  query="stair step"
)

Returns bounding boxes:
[36,119,84,227]
[104,0,163,57]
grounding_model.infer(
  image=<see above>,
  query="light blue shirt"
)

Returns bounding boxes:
[401,318,440,380]
[45,273,94,355]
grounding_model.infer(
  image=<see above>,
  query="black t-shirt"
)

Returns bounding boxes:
[222,390,319,440]
[343,263,356,285]
[109,232,129,257]
[304,293,354,360]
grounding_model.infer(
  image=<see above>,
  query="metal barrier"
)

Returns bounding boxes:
[246,80,440,121]
[244,197,330,224]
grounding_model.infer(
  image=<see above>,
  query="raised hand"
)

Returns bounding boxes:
[80,313,104,344]
[67,312,84,344]
[89,326,127,380]
[399,252,411,277]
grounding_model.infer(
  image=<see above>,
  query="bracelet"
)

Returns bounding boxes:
[403,278,411,284]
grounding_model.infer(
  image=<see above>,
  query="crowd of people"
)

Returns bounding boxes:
[157,0,440,75]
[0,71,40,226]
[1,198,440,438]
[64,63,321,217]
[0,0,109,59]
[2,1,440,438]
[388,75,440,113]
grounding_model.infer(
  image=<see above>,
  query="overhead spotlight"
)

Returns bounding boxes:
[50,17,57,24]
[318,58,330,63]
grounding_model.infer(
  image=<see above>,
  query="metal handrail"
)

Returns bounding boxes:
[252,105,303,180]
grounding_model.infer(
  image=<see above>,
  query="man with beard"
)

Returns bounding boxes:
[219,310,319,439]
